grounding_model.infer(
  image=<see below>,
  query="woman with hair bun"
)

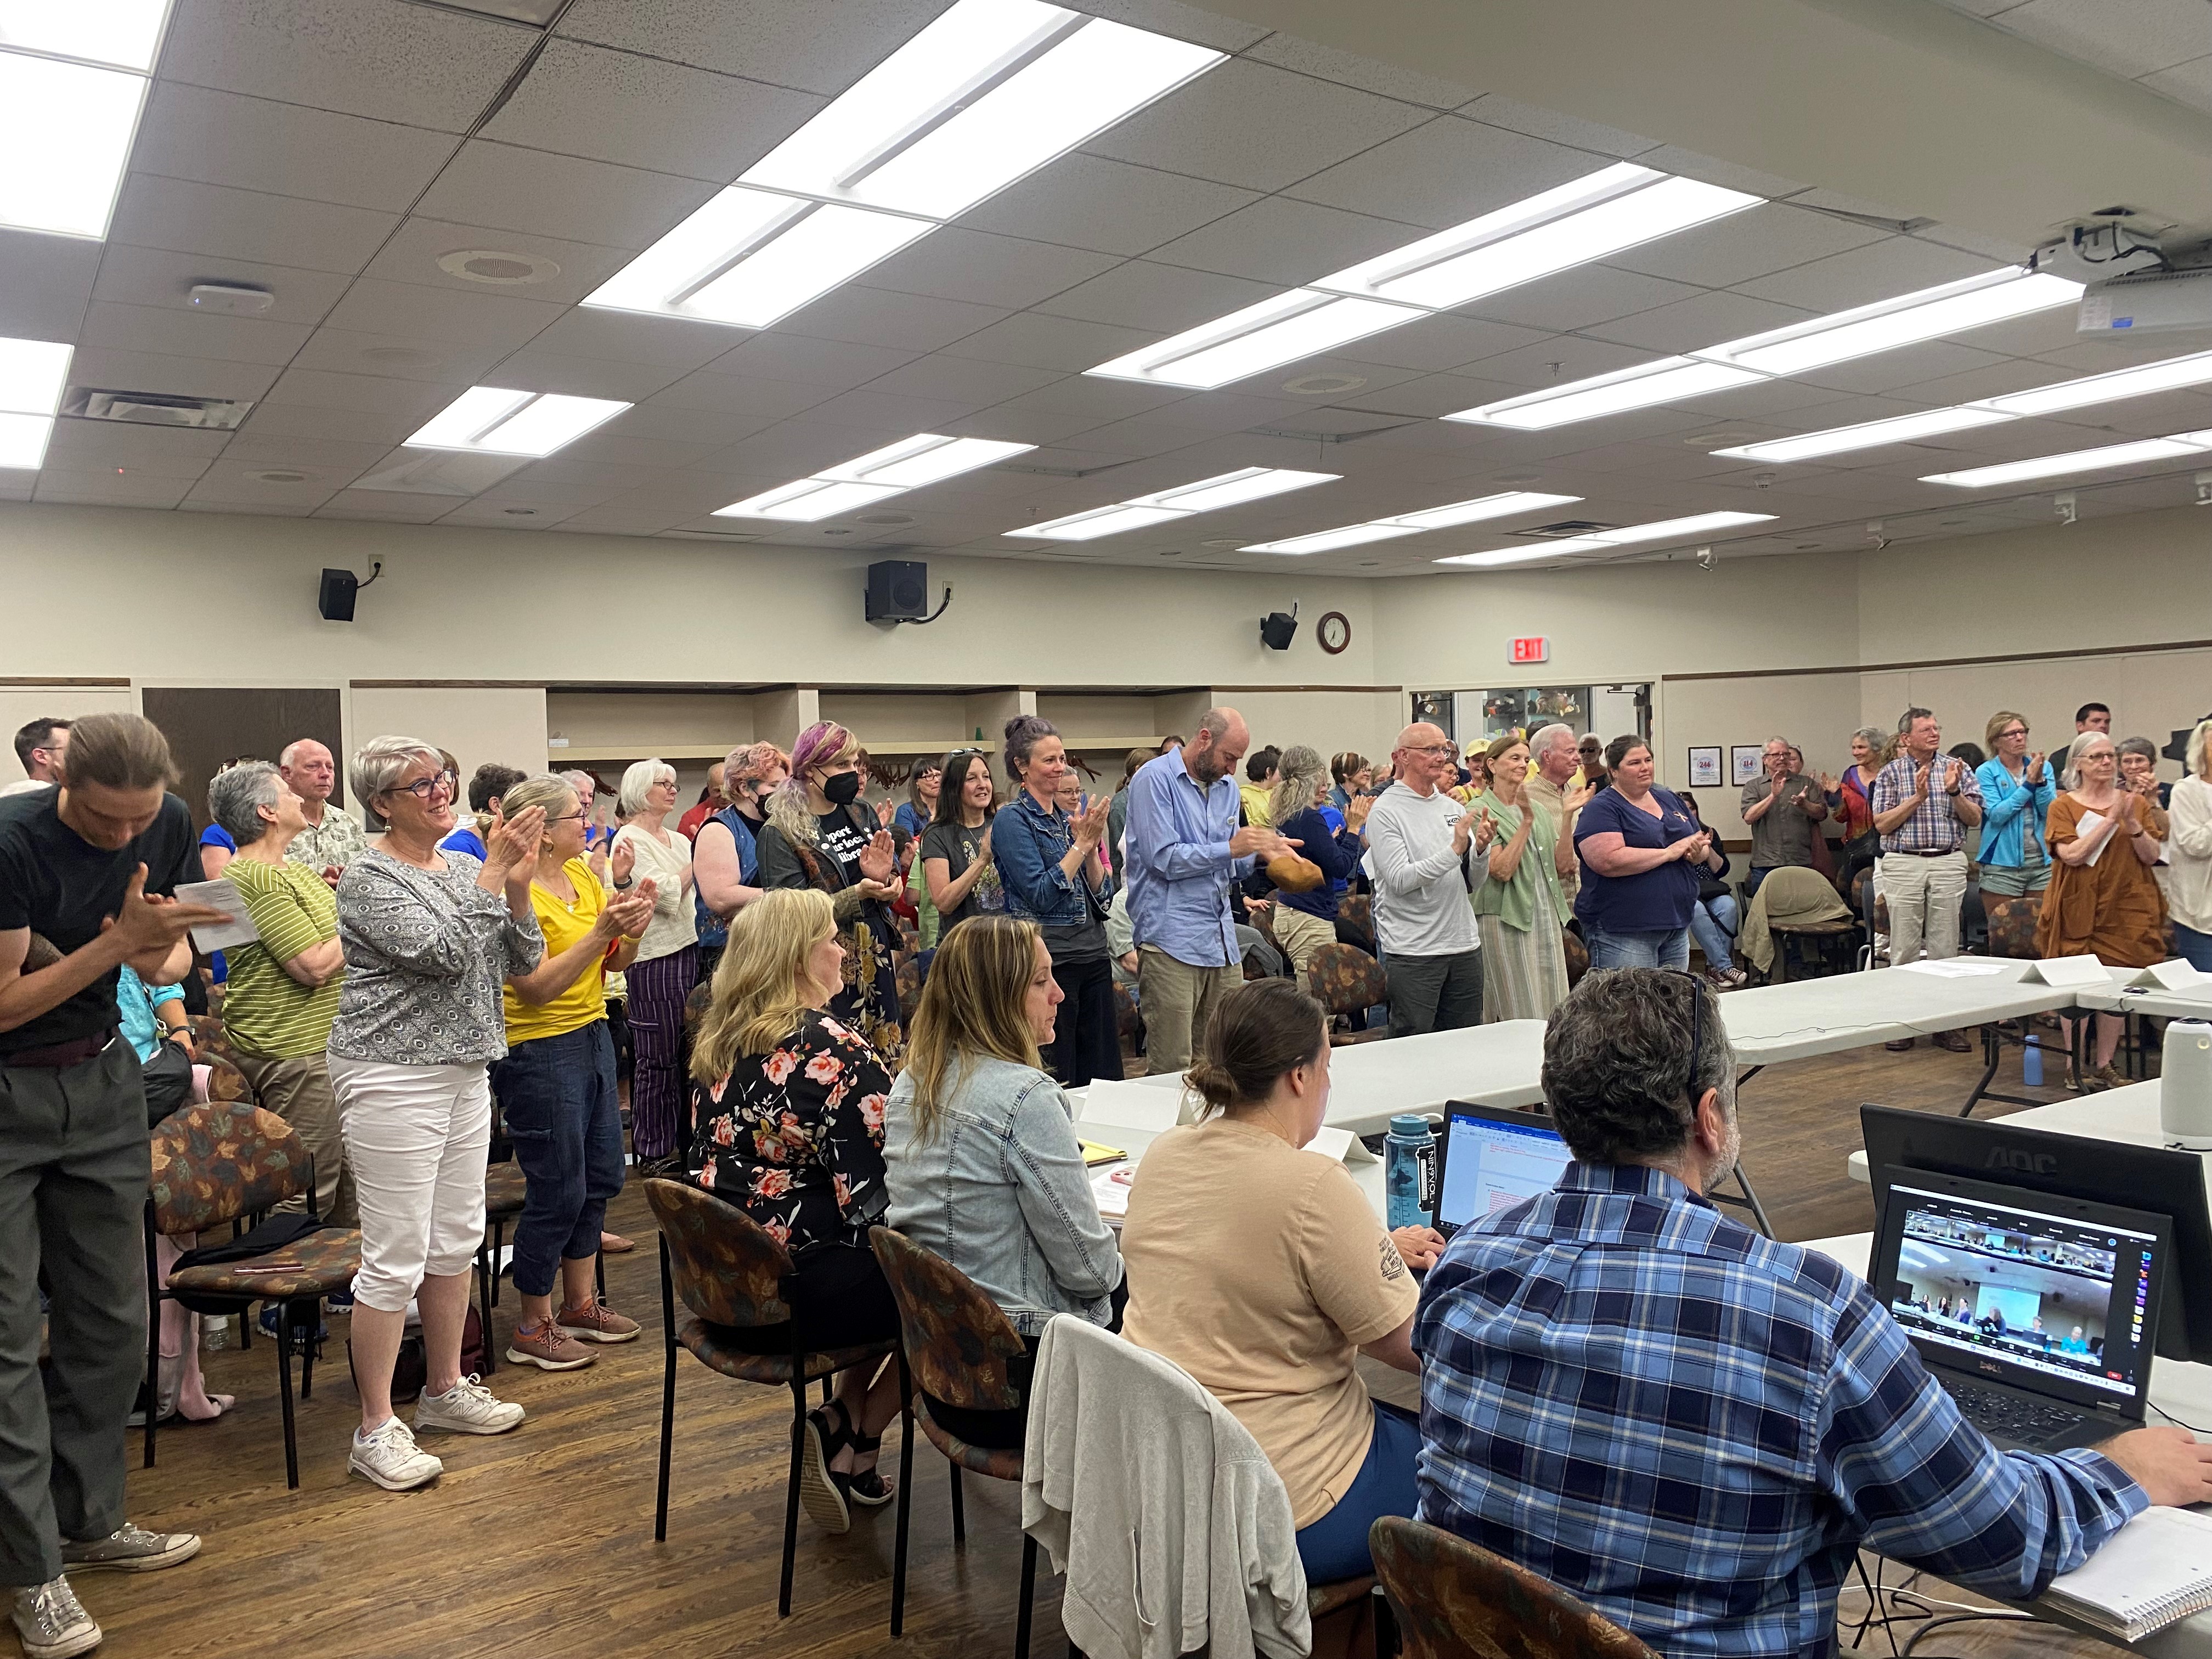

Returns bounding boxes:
[1120,978,1443,1581]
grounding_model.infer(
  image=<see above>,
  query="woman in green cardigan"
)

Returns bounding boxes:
[1469,735,1574,1020]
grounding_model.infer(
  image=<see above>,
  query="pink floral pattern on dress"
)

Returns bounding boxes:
[692,1009,893,1252]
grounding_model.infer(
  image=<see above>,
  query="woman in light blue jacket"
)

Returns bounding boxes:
[884,915,1124,1450]
[1976,710,2057,913]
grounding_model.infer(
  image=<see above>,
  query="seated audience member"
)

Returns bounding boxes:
[883,916,1122,1449]
[491,775,654,1370]
[1416,967,2212,1657]
[689,889,902,1532]
[1739,736,1826,897]
[1675,791,1745,988]
[921,748,1001,943]
[1574,736,1723,971]
[1240,745,1282,828]
[2168,720,2212,973]
[1262,744,1370,983]
[208,761,354,1224]
[1470,734,1574,1017]
[1121,979,1442,1581]
[438,764,527,862]
[4,715,68,796]
[279,738,367,877]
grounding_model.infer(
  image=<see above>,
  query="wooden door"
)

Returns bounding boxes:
[139,687,345,831]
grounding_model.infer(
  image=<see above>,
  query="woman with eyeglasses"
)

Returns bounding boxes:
[921,748,1002,943]
[1974,712,2056,918]
[611,760,698,1171]
[757,721,906,1062]
[326,737,547,1492]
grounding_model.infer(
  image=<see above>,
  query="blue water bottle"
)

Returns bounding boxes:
[1385,1114,1436,1231]
[2023,1033,2043,1087]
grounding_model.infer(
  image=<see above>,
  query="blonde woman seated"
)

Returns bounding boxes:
[689,890,903,1533]
[1120,978,1444,1582]
[883,915,1124,1449]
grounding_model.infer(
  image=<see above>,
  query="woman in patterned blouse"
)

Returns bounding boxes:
[688,888,901,1534]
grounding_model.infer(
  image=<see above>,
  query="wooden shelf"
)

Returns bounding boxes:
[547,744,731,763]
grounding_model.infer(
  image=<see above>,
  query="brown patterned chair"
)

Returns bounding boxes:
[1983,894,2043,961]
[1370,1515,1656,1659]
[1339,891,1375,952]
[646,1178,894,1620]
[870,1224,1041,1656]
[1306,943,1390,1045]
[186,1013,255,1105]
[1562,927,1589,988]
[146,1100,360,1489]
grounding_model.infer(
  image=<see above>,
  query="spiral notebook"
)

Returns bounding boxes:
[2042,1507,2212,1641]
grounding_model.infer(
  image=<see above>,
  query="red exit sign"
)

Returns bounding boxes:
[1510,636,1550,665]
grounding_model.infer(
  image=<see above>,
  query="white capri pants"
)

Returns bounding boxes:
[328,1057,492,1314]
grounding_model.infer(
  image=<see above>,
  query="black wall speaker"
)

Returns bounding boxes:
[865,559,929,623]
[318,568,358,622]
[1259,606,1298,651]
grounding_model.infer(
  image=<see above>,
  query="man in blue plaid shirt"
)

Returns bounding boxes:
[1415,968,2212,1657]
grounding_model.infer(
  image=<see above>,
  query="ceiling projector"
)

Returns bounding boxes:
[2079,268,2212,336]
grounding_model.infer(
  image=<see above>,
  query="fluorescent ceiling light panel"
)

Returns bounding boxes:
[1242,490,1581,555]
[1089,292,1415,391]
[0,0,170,70]
[1920,431,2212,488]
[405,387,630,457]
[1436,510,1774,567]
[0,51,148,238]
[1451,268,2080,430]
[0,337,74,416]
[0,411,51,470]
[1980,350,2212,416]
[1007,467,1337,540]
[723,432,1034,521]
[590,0,1221,329]
[1712,407,2014,462]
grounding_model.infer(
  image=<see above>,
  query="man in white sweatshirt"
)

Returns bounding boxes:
[1364,723,1492,1037]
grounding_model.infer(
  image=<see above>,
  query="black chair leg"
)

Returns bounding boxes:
[275,1301,300,1491]
[478,1243,497,1376]
[654,1239,676,1544]
[891,1356,915,1638]
[142,1216,159,1470]
[1373,1584,1400,1659]
[779,1376,805,1618]
[950,1459,966,1545]
[491,1222,506,1306]
[595,1249,606,1302]
[300,1299,317,1400]
[1014,1531,1037,1659]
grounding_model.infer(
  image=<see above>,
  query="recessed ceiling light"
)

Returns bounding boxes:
[437,249,561,286]
[1243,490,1580,555]
[405,386,631,457]
[0,336,72,469]
[1920,430,2212,488]
[1005,466,1336,540]
[503,506,538,515]
[1435,510,1775,567]
[855,511,917,526]
[720,433,1034,521]
[1451,268,2080,431]
[1282,372,1368,396]
[1090,162,1757,390]
[587,0,1221,330]
[248,469,311,484]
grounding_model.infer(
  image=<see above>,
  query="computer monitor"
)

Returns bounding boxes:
[1861,1103,2212,1364]
[1434,1102,1573,1237]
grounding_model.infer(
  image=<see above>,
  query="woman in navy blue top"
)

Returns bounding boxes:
[1572,735,1725,971]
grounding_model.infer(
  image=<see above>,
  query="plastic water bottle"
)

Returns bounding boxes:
[2023,1033,2042,1087]
[1385,1114,1436,1231]
[201,1315,229,1352]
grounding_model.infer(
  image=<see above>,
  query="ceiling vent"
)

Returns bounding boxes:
[65,389,252,430]
[1525,519,1618,537]
[437,249,561,286]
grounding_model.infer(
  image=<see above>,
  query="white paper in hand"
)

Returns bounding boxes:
[175,879,259,953]
[2075,810,2112,867]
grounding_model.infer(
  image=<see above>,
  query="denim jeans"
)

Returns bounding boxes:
[1584,924,1691,971]
[2178,924,2212,975]
[1293,1401,1420,1581]
[490,1021,624,1299]
[1689,895,1739,973]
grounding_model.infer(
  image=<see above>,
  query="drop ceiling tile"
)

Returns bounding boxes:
[1453,337,1671,394]
[857,229,1120,311]
[258,367,470,420]
[1910,224,2036,264]
[1286,115,1625,230]
[1584,290,1815,355]
[233,400,419,445]
[135,82,456,213]
[1038,413,1223,459]
[788,386,985,435]
[1238,33,1477,109]
[1788,341,2014,396]
[515,309,735,375]
[1996,0,2212,77]
[110,176,399,274]
[562,504,697,535]
[42,421,230,474]
[435,498,587,528]
[511,456,685,493]
[177,498,320,516]
[780,286,1012,354]
[1146,196,1427,286]
[33,471,198,506]
[1462,265,1707,333]
[1878,358,2073,405]
[183,466,346,508]
[162,0,531,131]
[542,430,724,470]
[1033,258,1276,332]
[414,142,719,251]
[1058,0,1268,52]
[1606,202,1887,289]
[289,327,509,384]
[1081,60,1431,193]
[361,219,636,307]
[479,348,688,402]
[860,354,1069,409]
[91,244,351,329]
[314,490,454,523]
[0,229,100,340]
[1455,95,1656,160]
[1335,370,1526,420]
[1733,237,2002,310]
[2141,53,2212,111]
[992,375,1193,424]
[1334,313,1551,374]
[608,397,814,447]
[938,312,1160,374]
[1957,309,2092,359]
[481,40,825,182]
[319,279,566,351]
[705,332,919,388]
[221,433,396,472]
[76,301,314,368]
[66,347,281,402]
[555,0,940,95]
[955,155,1259,258]
[644,370,838,424]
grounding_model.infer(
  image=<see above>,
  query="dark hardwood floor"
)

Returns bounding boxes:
[86,1036,2112,1658]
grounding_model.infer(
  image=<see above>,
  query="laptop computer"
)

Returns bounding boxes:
[1431,1101,1574,1242]
[1871,1166,2172,1453]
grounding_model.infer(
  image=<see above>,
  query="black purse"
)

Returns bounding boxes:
[140,1040,194,1130]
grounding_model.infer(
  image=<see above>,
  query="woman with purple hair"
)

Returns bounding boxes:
[755,721,906,1063]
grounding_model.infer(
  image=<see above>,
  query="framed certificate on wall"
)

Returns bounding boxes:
[1731,746,1764,785]
[1688,747,1722,787]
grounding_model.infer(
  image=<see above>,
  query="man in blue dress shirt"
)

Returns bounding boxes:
[1416,967,2212,1658]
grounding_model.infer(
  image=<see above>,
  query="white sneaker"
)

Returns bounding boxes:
[349,1417,444,1490]
[12,1578,98,1659]
[413,1374,525,1437]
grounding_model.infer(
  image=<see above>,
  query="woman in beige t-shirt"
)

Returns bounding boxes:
[1120,979,1446,1582]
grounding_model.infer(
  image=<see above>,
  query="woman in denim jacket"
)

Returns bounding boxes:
[990,714,1121,1086]
[884,916,1124,1448]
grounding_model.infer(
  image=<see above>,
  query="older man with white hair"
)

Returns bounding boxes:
[1367,721,1494,1036]
[1524,725,1594,911]
[279,738,367,876]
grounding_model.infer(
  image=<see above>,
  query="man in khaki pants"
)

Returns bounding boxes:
[1124,709,1295,1074]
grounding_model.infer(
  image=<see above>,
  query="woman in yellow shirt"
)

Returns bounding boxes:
[492,774,656,1371]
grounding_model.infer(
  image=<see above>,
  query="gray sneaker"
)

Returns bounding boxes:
[12,1577,98,1659]
[60,1522,201,1573]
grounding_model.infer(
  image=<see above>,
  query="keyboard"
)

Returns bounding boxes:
[1946,1379,2089,1447]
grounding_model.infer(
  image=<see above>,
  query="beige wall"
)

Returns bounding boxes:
[347,687,548,795]
[0,687,137,788]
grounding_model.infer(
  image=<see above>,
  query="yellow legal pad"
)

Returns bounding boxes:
[1079,1139,1127,1167]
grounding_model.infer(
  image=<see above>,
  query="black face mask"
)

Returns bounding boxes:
[822,769,863,806]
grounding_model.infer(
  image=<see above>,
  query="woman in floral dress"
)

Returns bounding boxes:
[688,888,901,1535]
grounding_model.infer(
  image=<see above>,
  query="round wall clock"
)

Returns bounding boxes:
[1316,611,1351,655]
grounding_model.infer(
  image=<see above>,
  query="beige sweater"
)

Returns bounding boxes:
[613,822,696,961]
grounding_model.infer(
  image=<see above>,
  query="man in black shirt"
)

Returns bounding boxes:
[0,714,228,1656]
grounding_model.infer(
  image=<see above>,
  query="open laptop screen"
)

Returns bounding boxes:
[1880,1177,2161,1403]
[1436,1105,1572,1235]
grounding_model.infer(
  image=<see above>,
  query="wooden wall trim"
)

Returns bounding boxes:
[350,680,548,690]
[0,676,131,687]
[1665,636,2212,684]
[1209,684,1404,694]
